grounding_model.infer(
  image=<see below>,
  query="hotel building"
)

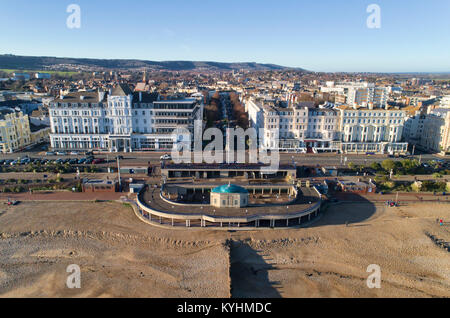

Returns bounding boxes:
[337,106,408,154]
[247,98,340,153]
[405,108,450,154]
[49,84,203,152]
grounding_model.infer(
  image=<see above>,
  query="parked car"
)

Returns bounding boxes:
[70,151,79,155]
[160,154,172,160]
[78,158,87,164]
[45,151,56,156]
[0,159,5,165]
[85,151,94,156]
[85,158,94,164]
[92,158,105,164]
[20,158,30,165]
[56,151,67,156]
[5,159,13,165]
[69,158,78,164]
[10,160,19,166]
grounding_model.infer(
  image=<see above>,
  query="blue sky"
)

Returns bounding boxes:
[0,0,449,72]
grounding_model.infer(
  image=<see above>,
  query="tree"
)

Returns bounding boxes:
[204,92,221,128]
[229,92,248,129]
[400,159,419,174]
[381,159,396,173]
[370,162,382,171]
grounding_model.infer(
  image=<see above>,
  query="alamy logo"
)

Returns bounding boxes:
[366,264,381,289]
[66,4,81,29]
[171,120,280,173]
[66,264,81,289]
[366,4,381,29]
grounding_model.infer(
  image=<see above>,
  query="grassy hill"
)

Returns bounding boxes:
[0,54,302,72]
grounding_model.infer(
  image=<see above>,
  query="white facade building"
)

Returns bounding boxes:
[440,95,450,108]
[413,108,450,154]
[346,86,389,109]
[338,106,408,154]
[247,98,340,153]
[49,84,203,152]
[403,110,425,147]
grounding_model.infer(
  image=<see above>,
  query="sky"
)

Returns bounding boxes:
[0,0,449,72]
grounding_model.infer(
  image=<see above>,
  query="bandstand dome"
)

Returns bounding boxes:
[212,184,249,194]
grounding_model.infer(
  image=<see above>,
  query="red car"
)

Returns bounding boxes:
[92,158,105,164]
[7,200,19,206]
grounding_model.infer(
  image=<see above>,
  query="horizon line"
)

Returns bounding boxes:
[1,53,450,75]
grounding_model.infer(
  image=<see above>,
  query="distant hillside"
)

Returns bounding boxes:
[0,54,302,72]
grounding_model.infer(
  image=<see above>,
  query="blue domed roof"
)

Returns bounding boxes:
[212,184,248,194]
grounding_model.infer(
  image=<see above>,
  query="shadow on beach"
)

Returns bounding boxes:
[310,193,377,228]
[229,240,282,298]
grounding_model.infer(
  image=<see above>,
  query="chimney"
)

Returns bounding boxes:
[98,90,105,101]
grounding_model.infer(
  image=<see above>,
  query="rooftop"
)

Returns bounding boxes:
[0,108,22,120]
[53,91,105,103]
[111,84,133,96]
[212,184,248,194]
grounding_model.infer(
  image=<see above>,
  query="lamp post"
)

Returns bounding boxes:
[117,156,121,187]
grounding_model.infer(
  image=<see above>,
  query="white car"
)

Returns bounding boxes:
[160,154,172,160]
